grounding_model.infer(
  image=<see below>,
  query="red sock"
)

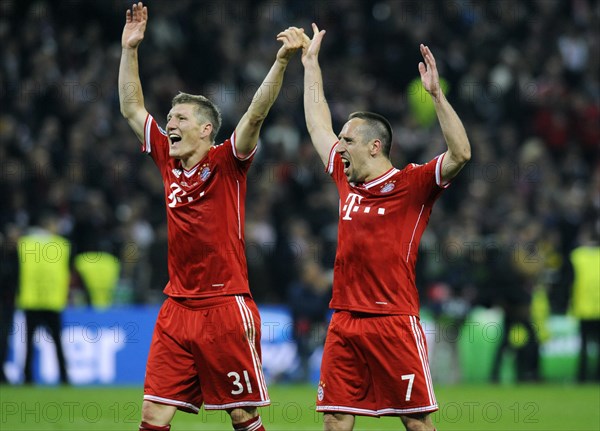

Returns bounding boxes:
[233,415,265,431]
[139,421,171,430]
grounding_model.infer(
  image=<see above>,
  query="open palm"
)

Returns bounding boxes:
[122,2,147,49]
[301,23,326,66]
[418,44,441,99]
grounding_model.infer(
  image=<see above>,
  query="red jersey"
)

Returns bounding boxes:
[143,114,256,298]
[326,144,449,315]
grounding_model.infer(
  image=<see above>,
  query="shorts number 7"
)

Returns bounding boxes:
[401,374,415,401]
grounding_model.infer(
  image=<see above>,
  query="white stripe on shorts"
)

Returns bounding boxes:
[235,295,269,401]
[409,315,436,406]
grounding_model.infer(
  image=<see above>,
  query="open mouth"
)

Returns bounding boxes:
[169,134,182,143]
[342,158,350,172]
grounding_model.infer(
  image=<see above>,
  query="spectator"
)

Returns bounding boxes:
[569,223,600,382]
[288,259,332,382]
[0,224,20,384]
[16,212,70,385]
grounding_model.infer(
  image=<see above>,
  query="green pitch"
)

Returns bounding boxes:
[1,383,598,430]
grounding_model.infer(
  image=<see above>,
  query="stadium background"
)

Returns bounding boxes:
[0,0,599,429]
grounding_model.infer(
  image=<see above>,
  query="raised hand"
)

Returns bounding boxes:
[418,44,441,100]
[301,23,326,66]
[122,2,148,49]
[275,27,306,66]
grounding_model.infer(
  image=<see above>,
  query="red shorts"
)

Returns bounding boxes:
[144,295,270,413]
[316,311,438,416]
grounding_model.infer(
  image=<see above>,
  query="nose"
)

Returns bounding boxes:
[336,142,346,153]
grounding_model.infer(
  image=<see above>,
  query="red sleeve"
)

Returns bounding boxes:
[405,152,450,202]
[212,131,257,175]
[142,114,170,169]
[325,142,347,188]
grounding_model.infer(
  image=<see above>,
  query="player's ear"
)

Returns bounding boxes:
[201,122,213,138]
[370,139,382,156]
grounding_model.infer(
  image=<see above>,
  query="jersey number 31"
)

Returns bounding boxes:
[228,370,253,395]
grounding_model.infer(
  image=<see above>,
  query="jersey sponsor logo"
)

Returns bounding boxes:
[342,193,363,220]
[380,180,396,193]
[199,163,211,182]
[167,182,199,207]
[341,192,387,220]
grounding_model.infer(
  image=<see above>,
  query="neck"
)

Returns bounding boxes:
[180,143,210,170]
[363,159,393,183]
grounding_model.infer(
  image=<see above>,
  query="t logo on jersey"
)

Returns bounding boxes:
[168,183,184,207]
[342,193,363,220]
[341,193,387,220]
[168,182,205,208]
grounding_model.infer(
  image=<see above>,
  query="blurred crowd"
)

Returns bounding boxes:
[1,0,598,321]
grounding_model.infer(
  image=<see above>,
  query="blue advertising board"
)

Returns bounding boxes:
[3,305,303,385]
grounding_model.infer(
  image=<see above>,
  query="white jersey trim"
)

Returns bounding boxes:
[435,152,451,188]
[236,180,241,239]
[143,394,200,413]
[204,400,271,410]
[364,167,400,189]
[184,165,199,177]
[326,142,339,175]
[231,130,258,161]
[315,404,438,416]
[406,205,425,262]
[143,114,168,154]
[143,114,153,154]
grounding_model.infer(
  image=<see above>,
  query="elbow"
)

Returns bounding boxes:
[449,142,471,166]
[306,119,329,136]
[244,108,268,127]
[247,113,267,125]
[457,141,471,164]
[120,103,134,120]
[461,144,472,163]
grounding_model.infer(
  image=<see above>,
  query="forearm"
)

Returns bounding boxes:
[118,48,145,118]
[433,92,470,162]
[245,59,288,123]
[303,61,333,135]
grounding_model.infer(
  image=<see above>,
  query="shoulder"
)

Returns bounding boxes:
[208,140,229,159]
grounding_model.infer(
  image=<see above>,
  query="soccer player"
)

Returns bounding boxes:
[118,3,304,430]
[301,24,471,431]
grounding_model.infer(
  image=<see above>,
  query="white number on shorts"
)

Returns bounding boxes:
[227,370,253,395]
[401,374,415,401]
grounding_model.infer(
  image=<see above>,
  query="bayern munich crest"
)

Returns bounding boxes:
[199,164,211,182]
[380,180,395,193]
[317,384,325,401]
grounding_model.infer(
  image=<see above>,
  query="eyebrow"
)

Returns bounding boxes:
[167,112,185,121]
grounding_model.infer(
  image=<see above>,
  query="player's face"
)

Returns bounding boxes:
[166,103,207,161]
[336,118,371,183]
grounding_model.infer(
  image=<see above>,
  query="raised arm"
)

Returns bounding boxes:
[118,2,149,142]
[301,24,337,166]
[234,27,304,158]
[419,44,471,182]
